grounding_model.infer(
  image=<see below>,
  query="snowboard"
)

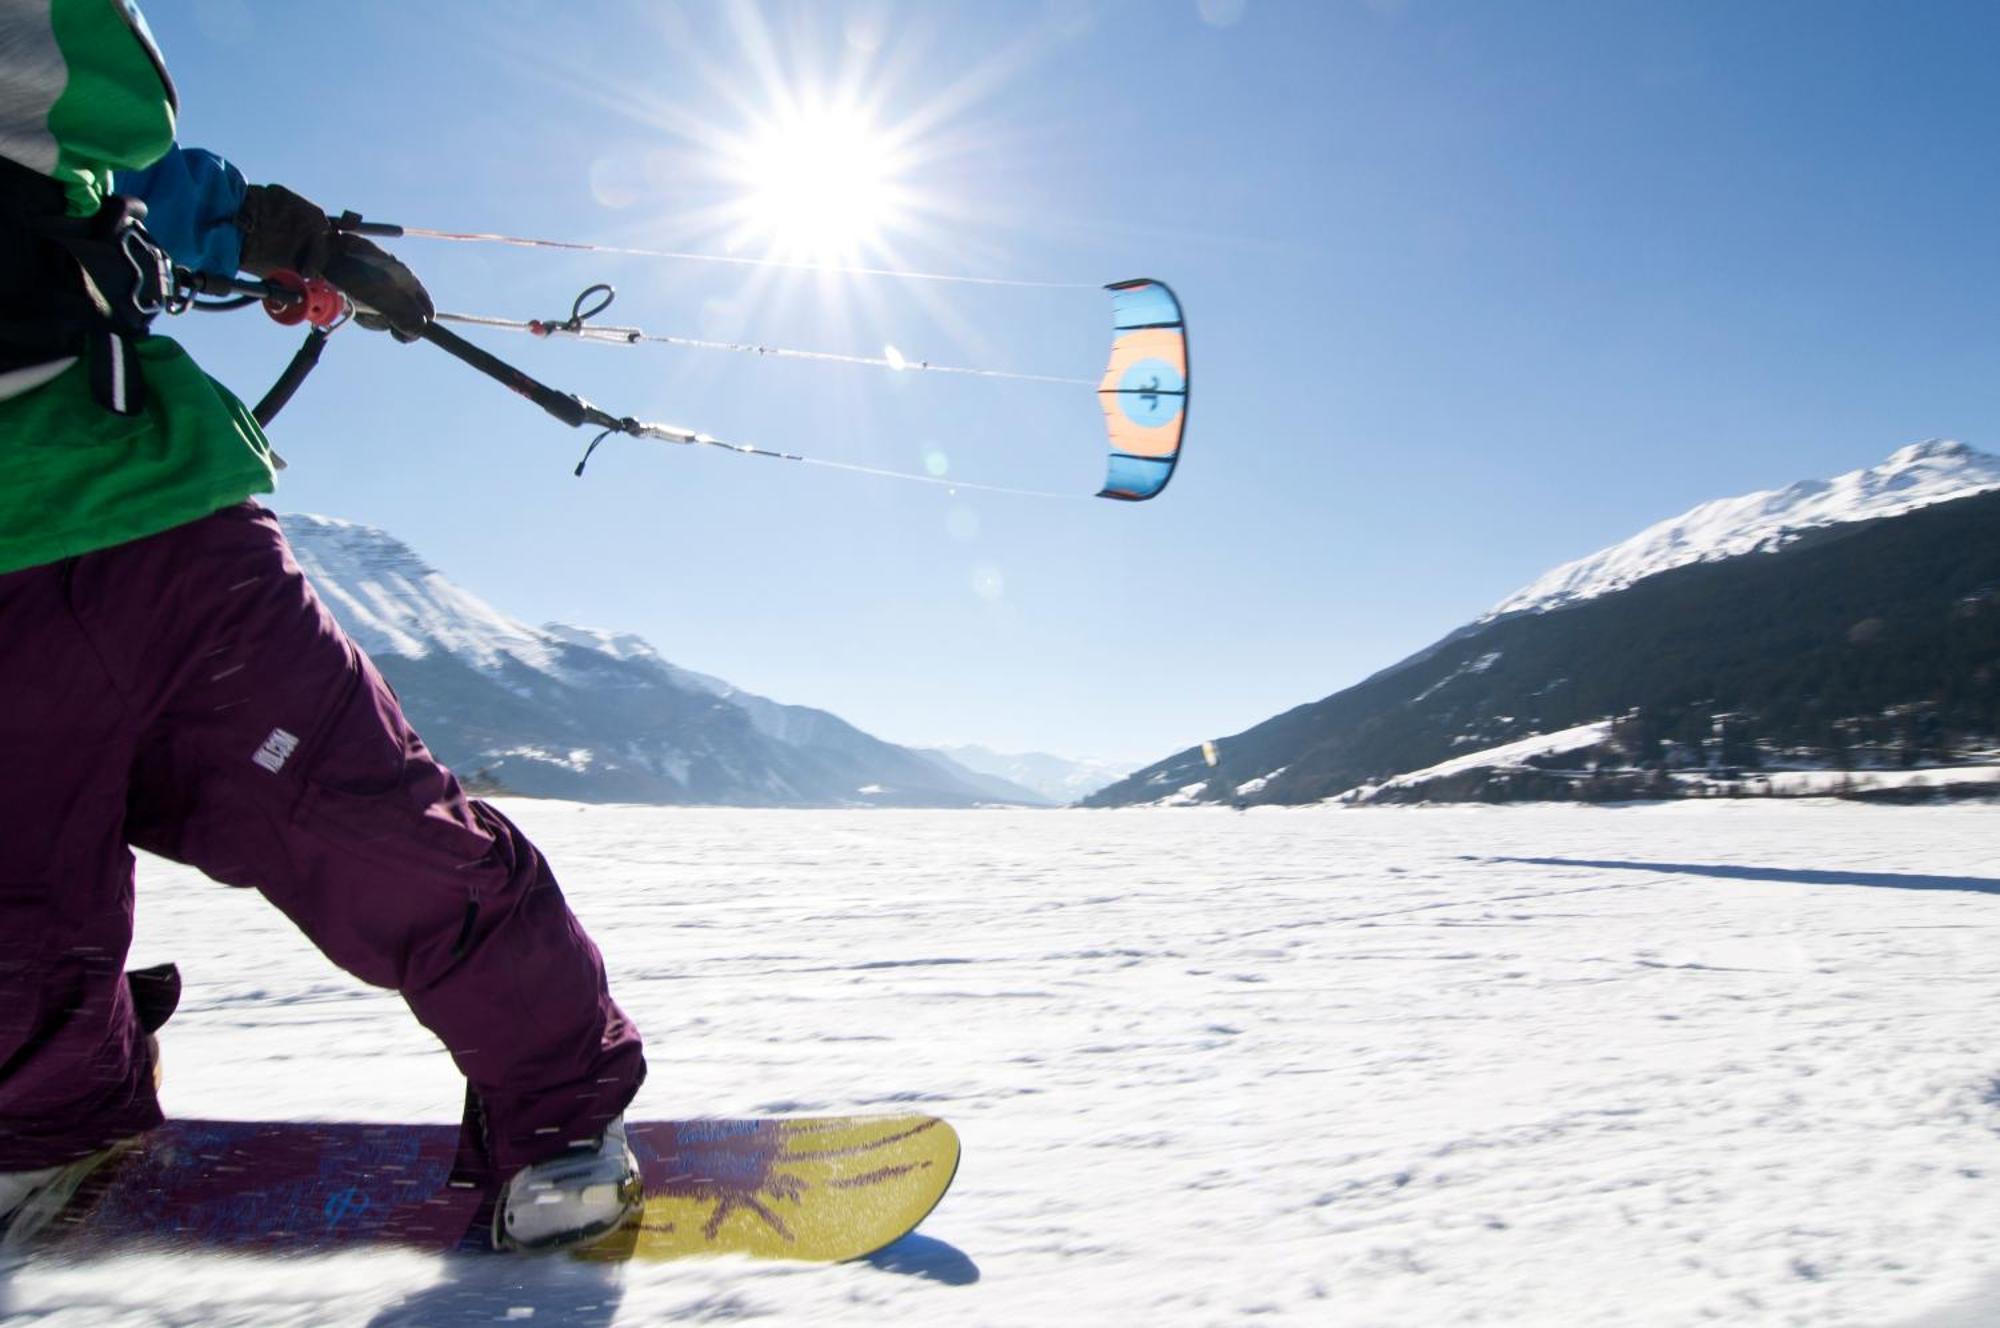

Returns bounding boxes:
[33,1114,958,1263]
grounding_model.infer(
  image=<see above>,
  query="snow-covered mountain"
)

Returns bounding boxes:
[1487,439,2000,619]
[281,514,1046,807]
[921,745,1135,804]
[1089,441,2000,808]
[284,514,566,673]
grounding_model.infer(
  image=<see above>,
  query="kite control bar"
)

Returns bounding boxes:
[176,261,691,468]
[417,321,600,430]
[415,320,749,476]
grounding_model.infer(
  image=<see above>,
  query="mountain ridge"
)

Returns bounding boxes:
[1487,439,2000,619]
[917,744,1135,804]
[1087,442,2000,808]
[280,514,1049,808]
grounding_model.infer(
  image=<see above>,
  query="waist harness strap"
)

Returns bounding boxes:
[0,159,175,416]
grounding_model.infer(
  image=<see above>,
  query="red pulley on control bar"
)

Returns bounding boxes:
[261,270,347,328]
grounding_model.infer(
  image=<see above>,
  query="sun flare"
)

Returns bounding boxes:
[731,103,906,264]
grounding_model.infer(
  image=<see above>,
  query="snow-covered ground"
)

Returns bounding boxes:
[7,801,2000,1326]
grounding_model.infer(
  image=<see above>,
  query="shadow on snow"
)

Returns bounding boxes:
[367,1256,627,1328]
[0,1233,977,1328]
[865,1232,981,1285]
[1480,857,2000,896]
[358,1232,978,1326]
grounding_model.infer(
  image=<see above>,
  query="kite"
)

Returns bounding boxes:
[1097,279,1189,502]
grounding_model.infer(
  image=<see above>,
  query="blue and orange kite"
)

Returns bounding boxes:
[325,218,1195,501]
[1096,278,1189,502]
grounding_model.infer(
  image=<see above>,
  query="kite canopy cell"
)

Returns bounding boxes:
[1097,278,1189,502]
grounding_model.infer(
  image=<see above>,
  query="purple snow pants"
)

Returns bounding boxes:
[0,503,643,1174]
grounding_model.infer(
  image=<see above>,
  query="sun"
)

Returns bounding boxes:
[729,102,907,264]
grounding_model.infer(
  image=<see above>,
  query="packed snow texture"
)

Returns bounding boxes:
[7,803,2000,1326]
[1487,440,2000,619]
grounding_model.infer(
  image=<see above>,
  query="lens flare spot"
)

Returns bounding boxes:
[589,155,642,210]
[845,7,887,51]
[971,565,1005,601]
[923,448,950,477]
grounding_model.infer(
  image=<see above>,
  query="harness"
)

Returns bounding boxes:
[0,156,177,416]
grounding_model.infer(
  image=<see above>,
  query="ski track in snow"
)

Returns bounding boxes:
[6,802,2000,1326]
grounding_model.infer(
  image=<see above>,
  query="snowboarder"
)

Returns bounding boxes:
[0,0,645,1252]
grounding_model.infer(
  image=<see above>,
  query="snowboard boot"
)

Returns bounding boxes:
[492,1115,644,1253]
[0,1141,132,1250]
[0,969,175,1252]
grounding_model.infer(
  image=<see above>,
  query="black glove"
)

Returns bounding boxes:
[324,238,434,341]
[237,183,433,339]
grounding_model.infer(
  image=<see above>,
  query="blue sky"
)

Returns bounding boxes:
[146,0,2000,765]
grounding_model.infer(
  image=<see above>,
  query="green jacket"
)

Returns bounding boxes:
[0,0,277,575]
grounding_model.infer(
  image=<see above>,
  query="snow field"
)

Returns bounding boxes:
[4,802,2000,1325]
